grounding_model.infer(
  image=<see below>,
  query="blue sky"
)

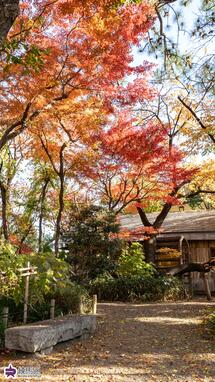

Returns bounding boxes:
[133,0,203,66]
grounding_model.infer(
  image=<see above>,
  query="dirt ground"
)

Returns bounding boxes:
[0,299,215,382]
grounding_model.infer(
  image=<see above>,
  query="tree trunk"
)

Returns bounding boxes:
[137,182,189,263]
[0,183,8,240]
[39,139,67,256]
[54,173,64,256]
[136,207,156,262]
[143,235,157,263]
[153,203,172,229]
[38,178,49,253]
[54,144,66,256]
[0,0,19,44]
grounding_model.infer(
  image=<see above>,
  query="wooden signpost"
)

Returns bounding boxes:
[18,262,37,324]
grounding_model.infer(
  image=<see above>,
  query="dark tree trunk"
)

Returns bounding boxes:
[38,178,49,253]
[40,137,67,256]
[136,206,156,263]
[0,0,19,43]
[139,202,171,263]
[136,181,189,263]
[137,206,151,227]
[143,235,157,263]
[54,174,64,256]
[153,203,172,229]
[54,144,66,256]
[0,183,8,240]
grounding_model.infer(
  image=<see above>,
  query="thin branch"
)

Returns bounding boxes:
[178,96,215,144]
[39,135,59,175]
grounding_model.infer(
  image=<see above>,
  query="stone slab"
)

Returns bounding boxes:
[5,314,96,353]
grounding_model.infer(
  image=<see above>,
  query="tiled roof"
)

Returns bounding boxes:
[120,210,215,239]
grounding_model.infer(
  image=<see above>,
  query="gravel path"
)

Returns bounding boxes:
[0,300,215,381]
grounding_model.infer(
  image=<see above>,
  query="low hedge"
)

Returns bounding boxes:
[89,273,185,302]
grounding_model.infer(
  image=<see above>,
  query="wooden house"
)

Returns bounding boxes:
[120,210,215,292]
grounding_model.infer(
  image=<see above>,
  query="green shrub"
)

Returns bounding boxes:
[117,242,154,277]
[0,284,91,325]
[0,319,5,349]
[0,244,92,322]
[89,273,184,302]
[61,205,122,283]
[54,283,92,314]
[25,252,74,305]
[0,241,23,301]
[204,311,215,336]
[0,295,53,324]
[24,253,92,315]
[0,246,74,305]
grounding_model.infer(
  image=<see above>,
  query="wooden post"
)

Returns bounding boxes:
[188,273,193,297]
[202,273,212,301]
[50,299,55,319]
[92,294,97,314]
[2,307,8,328]
[78,296,84,314]
[19,263,37,325]
[23,261,30,324]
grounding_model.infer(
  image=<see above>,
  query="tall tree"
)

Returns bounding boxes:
[143,0,215,149]
[80,109,197,262]
[62,204,121,283]
[0,0,159,249]
[0,0,19,44]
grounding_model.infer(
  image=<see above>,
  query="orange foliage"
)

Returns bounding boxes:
[9,235,33,254]
[0,0,155,168]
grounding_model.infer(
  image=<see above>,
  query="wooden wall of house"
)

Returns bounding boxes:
[189,240,215,292]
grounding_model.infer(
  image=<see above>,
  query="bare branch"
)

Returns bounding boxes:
[178,96,215,144]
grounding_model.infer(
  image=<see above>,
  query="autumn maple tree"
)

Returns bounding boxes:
[0,0,154,148]
[0,0,159,253]
[81,110,197,261]
[0,0,213,264]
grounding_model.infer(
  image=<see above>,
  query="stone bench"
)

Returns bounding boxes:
[5,314,96,353]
